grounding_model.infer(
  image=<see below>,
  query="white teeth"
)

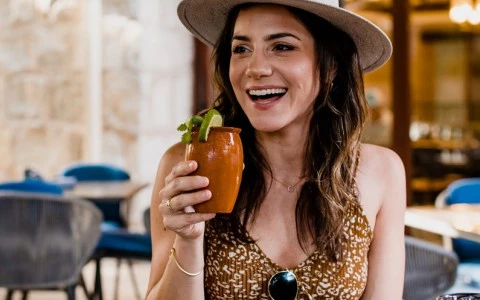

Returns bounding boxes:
[248,88,287,96]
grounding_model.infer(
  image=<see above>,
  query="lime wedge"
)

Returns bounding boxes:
[198,109,223,142]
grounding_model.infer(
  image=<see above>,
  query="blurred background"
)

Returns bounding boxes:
[1,0,480,299]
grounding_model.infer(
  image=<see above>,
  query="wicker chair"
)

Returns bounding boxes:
[60,163,150,300]
[143,207,151,232]
[403,236,459,300]
[0,191,102,300]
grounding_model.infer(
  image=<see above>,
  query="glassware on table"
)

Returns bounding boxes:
[437,293,480,299]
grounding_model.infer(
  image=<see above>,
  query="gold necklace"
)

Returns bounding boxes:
[271,176,305,192]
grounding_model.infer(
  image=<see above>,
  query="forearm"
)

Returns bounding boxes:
[146,237,206,300]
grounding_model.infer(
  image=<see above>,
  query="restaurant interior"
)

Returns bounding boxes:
[1,0,480,299]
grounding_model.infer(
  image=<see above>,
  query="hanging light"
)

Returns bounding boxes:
[468,8,480,24]
[450,0,480,25]
[470,1,480,24]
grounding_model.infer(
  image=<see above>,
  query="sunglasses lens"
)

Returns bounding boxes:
[437,294,480,300]
[268,271,298,300]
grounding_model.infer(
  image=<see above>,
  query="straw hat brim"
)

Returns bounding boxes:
[178,0,392,73]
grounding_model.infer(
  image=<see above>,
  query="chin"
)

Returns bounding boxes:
[249,121,283,133]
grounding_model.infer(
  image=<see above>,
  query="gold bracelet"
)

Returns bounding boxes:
[170,248,203,277]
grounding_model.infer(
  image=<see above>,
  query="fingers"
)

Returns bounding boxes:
[164,212,216,233]
[167,189,212,213]
[162,160,209,202]
[158,160,214,238]
[165,198,177,213]
[164,161,198,185]
[160,195,216,239]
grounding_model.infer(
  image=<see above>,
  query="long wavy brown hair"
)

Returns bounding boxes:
[208,4,368,261]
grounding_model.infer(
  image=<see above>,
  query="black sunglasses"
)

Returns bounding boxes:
[437,294,480,300]
[268,270,298,300]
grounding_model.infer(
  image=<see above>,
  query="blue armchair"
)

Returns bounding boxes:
[436,178,480,262]
[61,163,131,227]
[436,178,480,290]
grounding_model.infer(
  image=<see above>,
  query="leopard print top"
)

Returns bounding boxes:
[203,201,372,299]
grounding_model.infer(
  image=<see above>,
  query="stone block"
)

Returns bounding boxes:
[102,129,136,172]
[32,26,70,69]
[44,127,84,176]
[49,72,86,123]
[70,35,88,71]
[104,0,138,20]
[0,129,14,181]
[66,130,84,163]
[0,1,9,28]
[139,29,193,72]
[0,33,35,73]
[103,15,141,70]
[12,125,48,171]
[4,73,50,120]
[8,0,35,25]
[103,70,140,133]
[0,75,5,113]
[48,0,82,23]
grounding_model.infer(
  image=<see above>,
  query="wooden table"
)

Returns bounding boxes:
[66,181,149,202]
[405,204,480,244]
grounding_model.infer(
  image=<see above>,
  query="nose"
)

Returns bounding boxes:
[245,50,272,79]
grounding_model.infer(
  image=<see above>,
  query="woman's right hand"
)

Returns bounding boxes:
[158,160,216,240]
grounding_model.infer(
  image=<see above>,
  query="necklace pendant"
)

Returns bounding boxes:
[287,185,295,192]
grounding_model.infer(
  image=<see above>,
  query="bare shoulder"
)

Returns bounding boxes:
[151,142,186,206]
[357,143,406,215]
[158,142,186,171]
[359,143,405,181]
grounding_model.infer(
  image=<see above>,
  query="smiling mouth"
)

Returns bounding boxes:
[248,88,287,101]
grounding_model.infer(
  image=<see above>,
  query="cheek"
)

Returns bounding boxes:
[291,60,317,84]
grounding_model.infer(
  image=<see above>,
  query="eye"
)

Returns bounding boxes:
[273,43,294,51]
[232,45,249,54]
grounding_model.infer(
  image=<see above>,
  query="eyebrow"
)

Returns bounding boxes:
[232,32,301,42]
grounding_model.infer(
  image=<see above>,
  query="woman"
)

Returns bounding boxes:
[146,0,406,299]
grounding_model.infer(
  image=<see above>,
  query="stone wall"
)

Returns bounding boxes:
[0,0,193,227]
[0,0,87,180]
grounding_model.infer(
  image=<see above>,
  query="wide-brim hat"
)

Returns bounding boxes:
[177,0,392,73]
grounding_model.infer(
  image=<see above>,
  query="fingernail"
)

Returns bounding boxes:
[205,189,212,198]
[188,161,195,168]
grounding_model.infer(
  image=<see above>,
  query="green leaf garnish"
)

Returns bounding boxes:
[181,131,192,144]
[177,109,223,144]
[191,115,203,126]
[177,115,204,144]
[177,123,188,131]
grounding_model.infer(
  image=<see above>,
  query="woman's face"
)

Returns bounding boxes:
[229,4,319,133]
